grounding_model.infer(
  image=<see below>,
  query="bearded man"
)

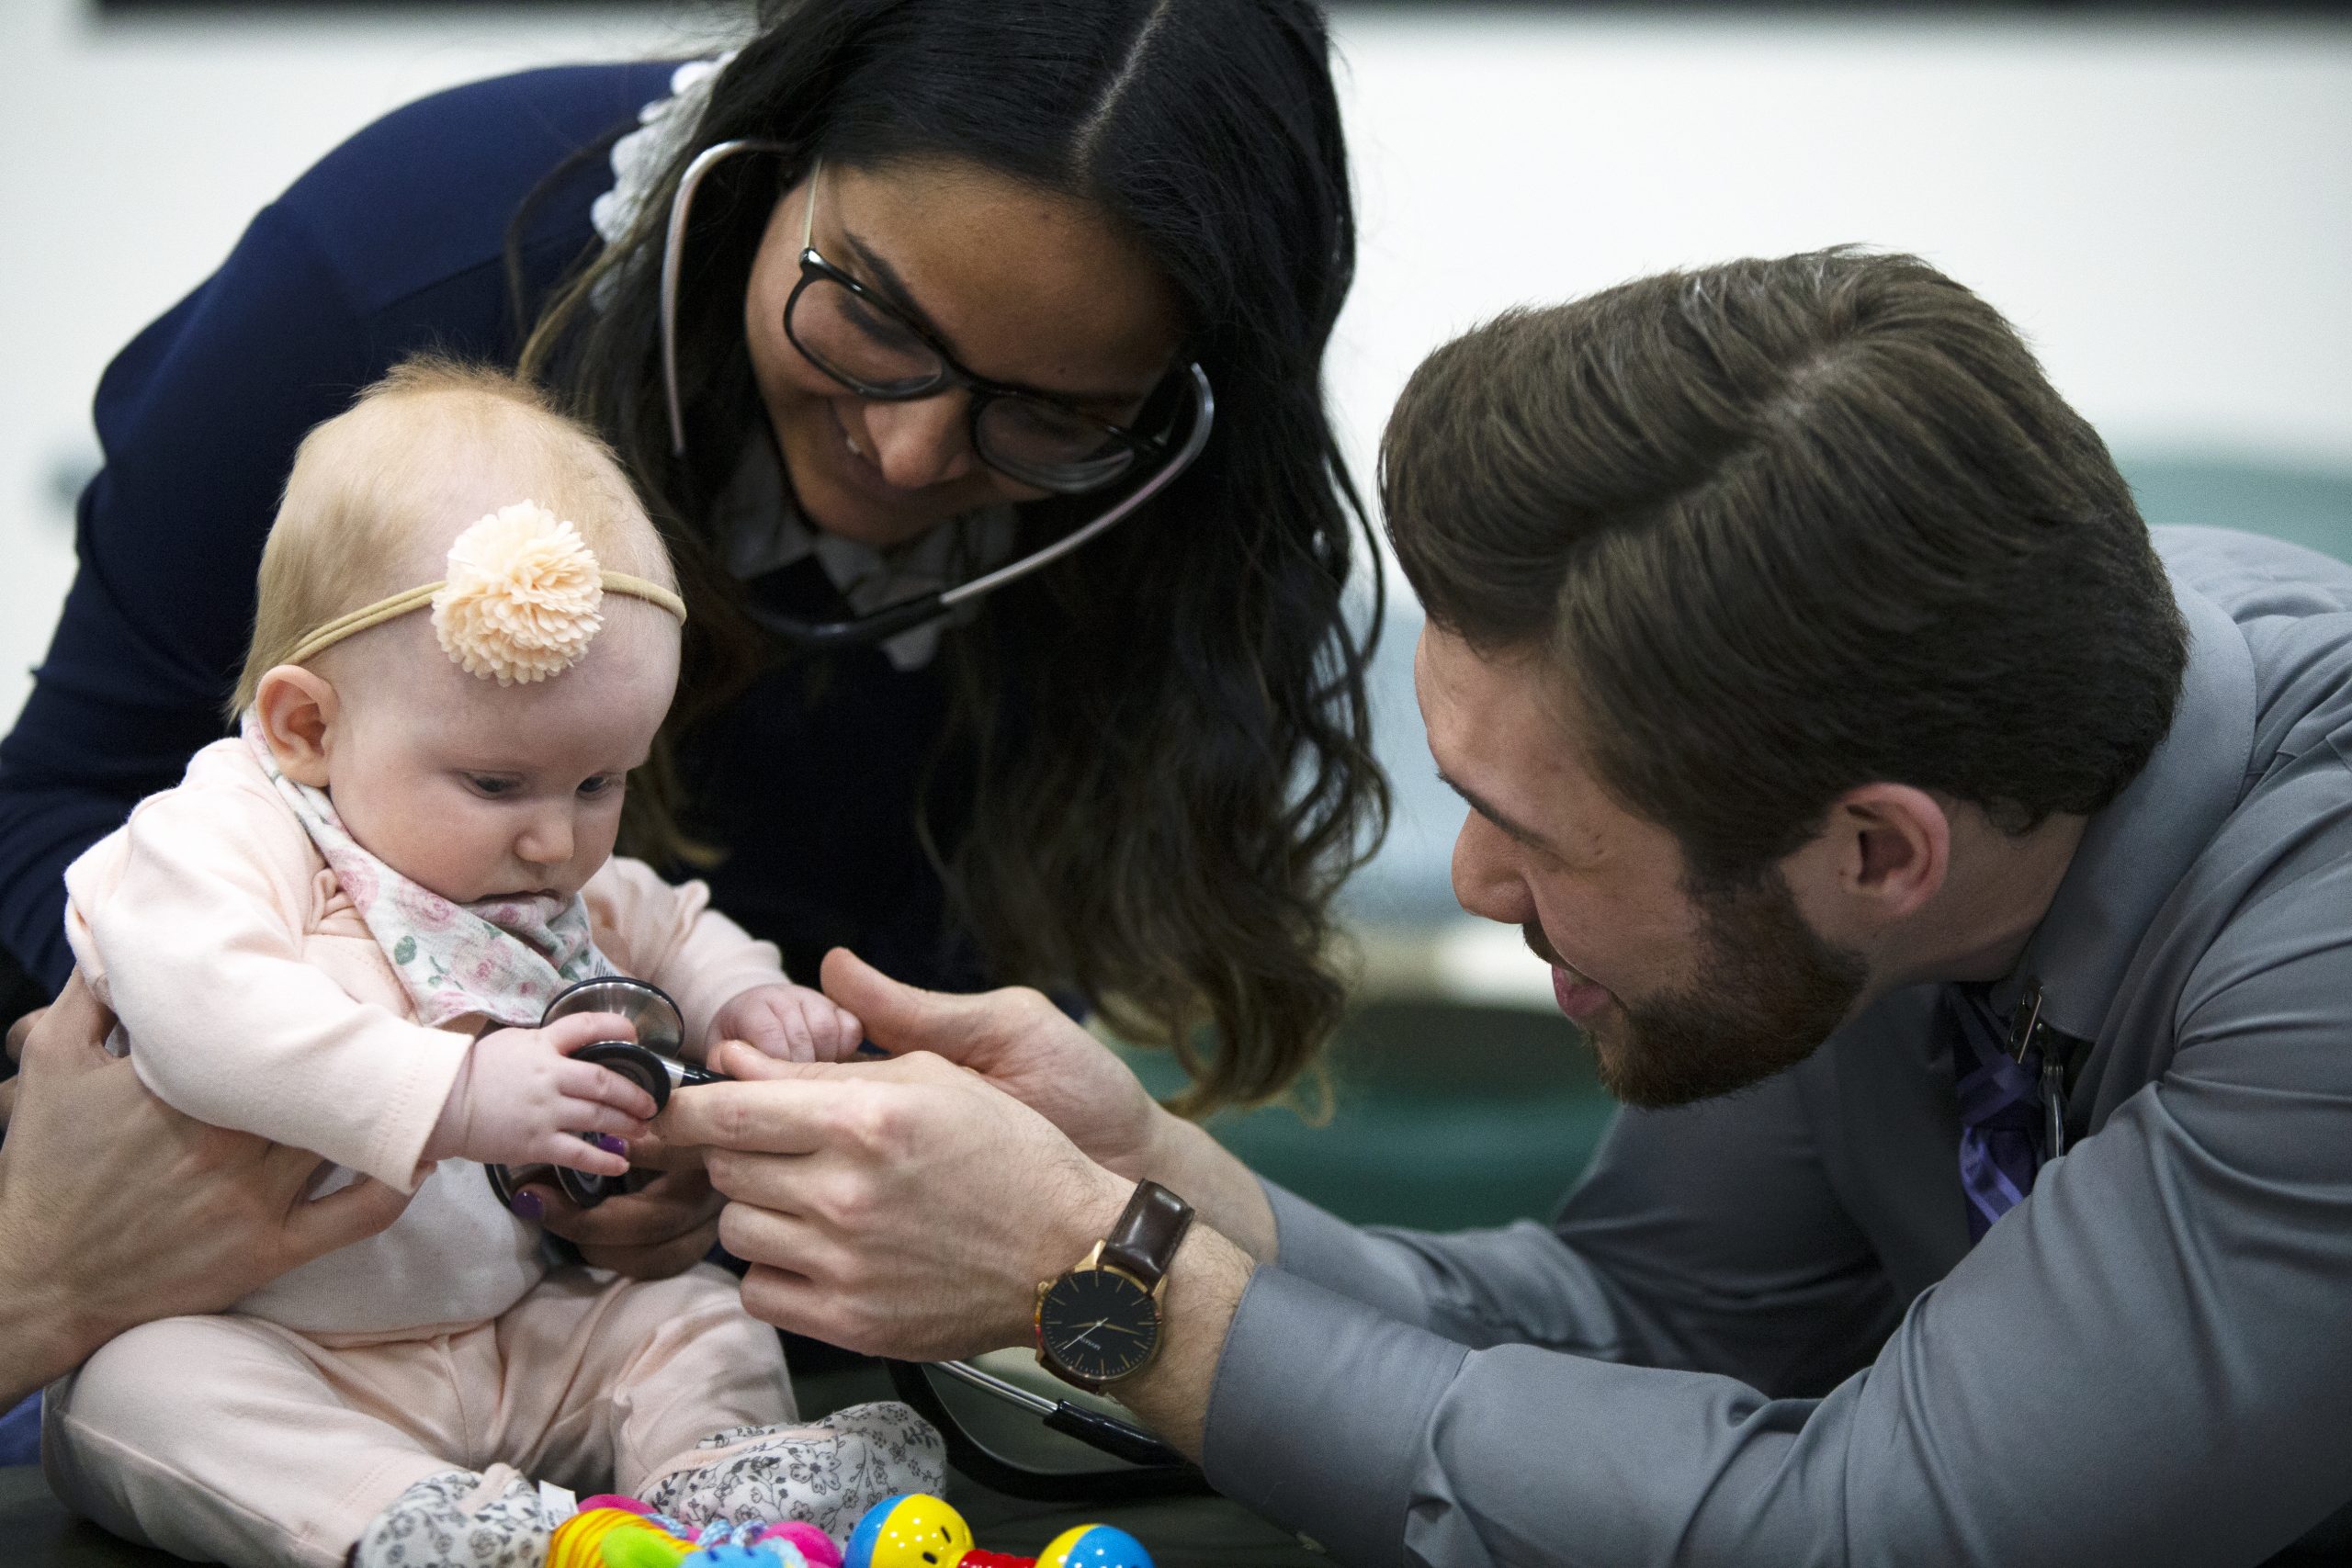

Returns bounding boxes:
[667,248,2352,1567]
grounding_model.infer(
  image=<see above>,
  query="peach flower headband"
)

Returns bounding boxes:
[278,502,687,686]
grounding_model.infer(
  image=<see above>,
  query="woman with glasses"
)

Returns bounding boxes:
[0,0,1380,1380]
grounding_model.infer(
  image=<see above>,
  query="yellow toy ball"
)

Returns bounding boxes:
[1037,1525,1154,1568]
[843,1493,976,1568]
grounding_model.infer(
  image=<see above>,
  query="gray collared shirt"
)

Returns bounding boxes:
[1203,527,2352,1566]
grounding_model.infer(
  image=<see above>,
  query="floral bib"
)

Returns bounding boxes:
[242,717,614,1030]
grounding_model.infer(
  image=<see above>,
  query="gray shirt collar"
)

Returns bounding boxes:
[1990,579,2258,1040]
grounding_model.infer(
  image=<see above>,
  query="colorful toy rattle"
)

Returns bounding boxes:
[545,1502,695,1568]
[547,1495,845,1568]
[542,1491,1149,1568]
[843,1494,1154,1568]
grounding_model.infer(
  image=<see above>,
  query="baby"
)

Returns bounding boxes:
[42,362,943,1568]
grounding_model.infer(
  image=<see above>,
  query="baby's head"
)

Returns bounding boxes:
[239,359,682,906]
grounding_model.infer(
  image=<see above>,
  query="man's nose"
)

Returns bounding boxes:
[856,391,978,491]
[1451,811,1534,926]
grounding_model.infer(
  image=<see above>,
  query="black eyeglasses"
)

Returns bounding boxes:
[658,141,1215,651]
[784,164,1176,495]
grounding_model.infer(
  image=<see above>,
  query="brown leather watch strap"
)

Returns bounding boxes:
[1098,1179,1194,1289]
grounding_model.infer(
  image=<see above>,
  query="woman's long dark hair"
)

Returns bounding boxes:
[520,0,1385,1112]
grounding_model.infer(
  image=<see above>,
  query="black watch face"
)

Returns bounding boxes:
[1038,1267,1159,1383]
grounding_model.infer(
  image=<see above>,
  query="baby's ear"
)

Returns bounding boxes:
[253,665,340,788]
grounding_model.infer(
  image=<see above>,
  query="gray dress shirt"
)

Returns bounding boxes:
[1202,527,2352,1566]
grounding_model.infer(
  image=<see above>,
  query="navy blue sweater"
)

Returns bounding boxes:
[0,65,979,997]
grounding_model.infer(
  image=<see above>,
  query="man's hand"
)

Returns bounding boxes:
[710,950,1278,1259]
[710,982,864,1064]
[661,1035,1257,1460]
[799,949,1164,1177]
[0,976,413,1403]
[660,1049,1130,1362]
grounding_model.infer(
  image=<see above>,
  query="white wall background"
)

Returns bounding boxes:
[1328,13,2352,491]
[2,3,2347,999]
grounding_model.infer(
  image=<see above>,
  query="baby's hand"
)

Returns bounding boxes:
[426,1011,658,1176]
[710,983,865,1064]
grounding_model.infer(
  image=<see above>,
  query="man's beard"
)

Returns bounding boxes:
[1541,871,1868,1110]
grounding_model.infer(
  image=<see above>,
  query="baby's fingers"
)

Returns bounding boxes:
[732,1010,800,1063]
[816,1004,866,1063]
[542,1130,632,1178]
[777,1010,824,1065]
[560,1060,659,1122]
[555,1093,651,1144]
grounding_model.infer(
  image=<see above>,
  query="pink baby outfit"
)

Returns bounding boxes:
[43,736,797,1565]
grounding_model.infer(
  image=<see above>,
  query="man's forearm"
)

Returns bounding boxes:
[1114,1221,1257,1459]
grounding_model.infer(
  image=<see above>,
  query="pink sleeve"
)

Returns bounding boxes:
[61,831,128,1010]
[582,857,786,1055]
[62,770,469,1191]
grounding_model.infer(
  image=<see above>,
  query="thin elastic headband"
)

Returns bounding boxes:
[279,502,686,686]
[278,572,685,670]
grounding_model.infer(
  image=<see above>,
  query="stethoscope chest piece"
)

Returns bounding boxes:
[484,976,705,1213]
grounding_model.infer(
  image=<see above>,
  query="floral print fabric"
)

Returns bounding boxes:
[242,716,614,1030]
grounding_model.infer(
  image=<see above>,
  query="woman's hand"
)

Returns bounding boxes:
[660,1050,1129,1361]
[0,976,413,1404]
[506,1125,724,1280]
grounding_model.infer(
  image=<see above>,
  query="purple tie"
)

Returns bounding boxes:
[1948,985,2058,1244]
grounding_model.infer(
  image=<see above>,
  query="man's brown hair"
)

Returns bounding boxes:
[1383,247,2188,886]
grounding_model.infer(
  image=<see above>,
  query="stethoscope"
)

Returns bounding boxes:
[657,138,1217,652]
[492,976,1204,1498]
[481,976,722,1213]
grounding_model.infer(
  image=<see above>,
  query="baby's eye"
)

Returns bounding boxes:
[577,774,622,800]
[464,774,520,798]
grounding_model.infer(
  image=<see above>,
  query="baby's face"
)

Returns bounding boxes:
[320,601,681,905]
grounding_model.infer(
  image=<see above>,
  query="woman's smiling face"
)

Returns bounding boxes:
[741,157,1183,551]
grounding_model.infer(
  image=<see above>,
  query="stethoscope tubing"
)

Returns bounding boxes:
[885,1359,1208,1503]
[661,137,790,458]
[928,1358,1190,1470]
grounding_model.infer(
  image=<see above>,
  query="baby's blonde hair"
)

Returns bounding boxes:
[232,358,676,714]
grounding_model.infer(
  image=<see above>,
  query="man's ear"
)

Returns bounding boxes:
[1785,783,1951,934]
[251,665,340,788]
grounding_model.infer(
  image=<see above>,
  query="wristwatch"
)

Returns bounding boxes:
[1034,1179,1194,1393]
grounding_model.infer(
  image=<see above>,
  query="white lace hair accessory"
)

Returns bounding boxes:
[591,53,736,248]
[589,52,738,309]
[278,501,686,685]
